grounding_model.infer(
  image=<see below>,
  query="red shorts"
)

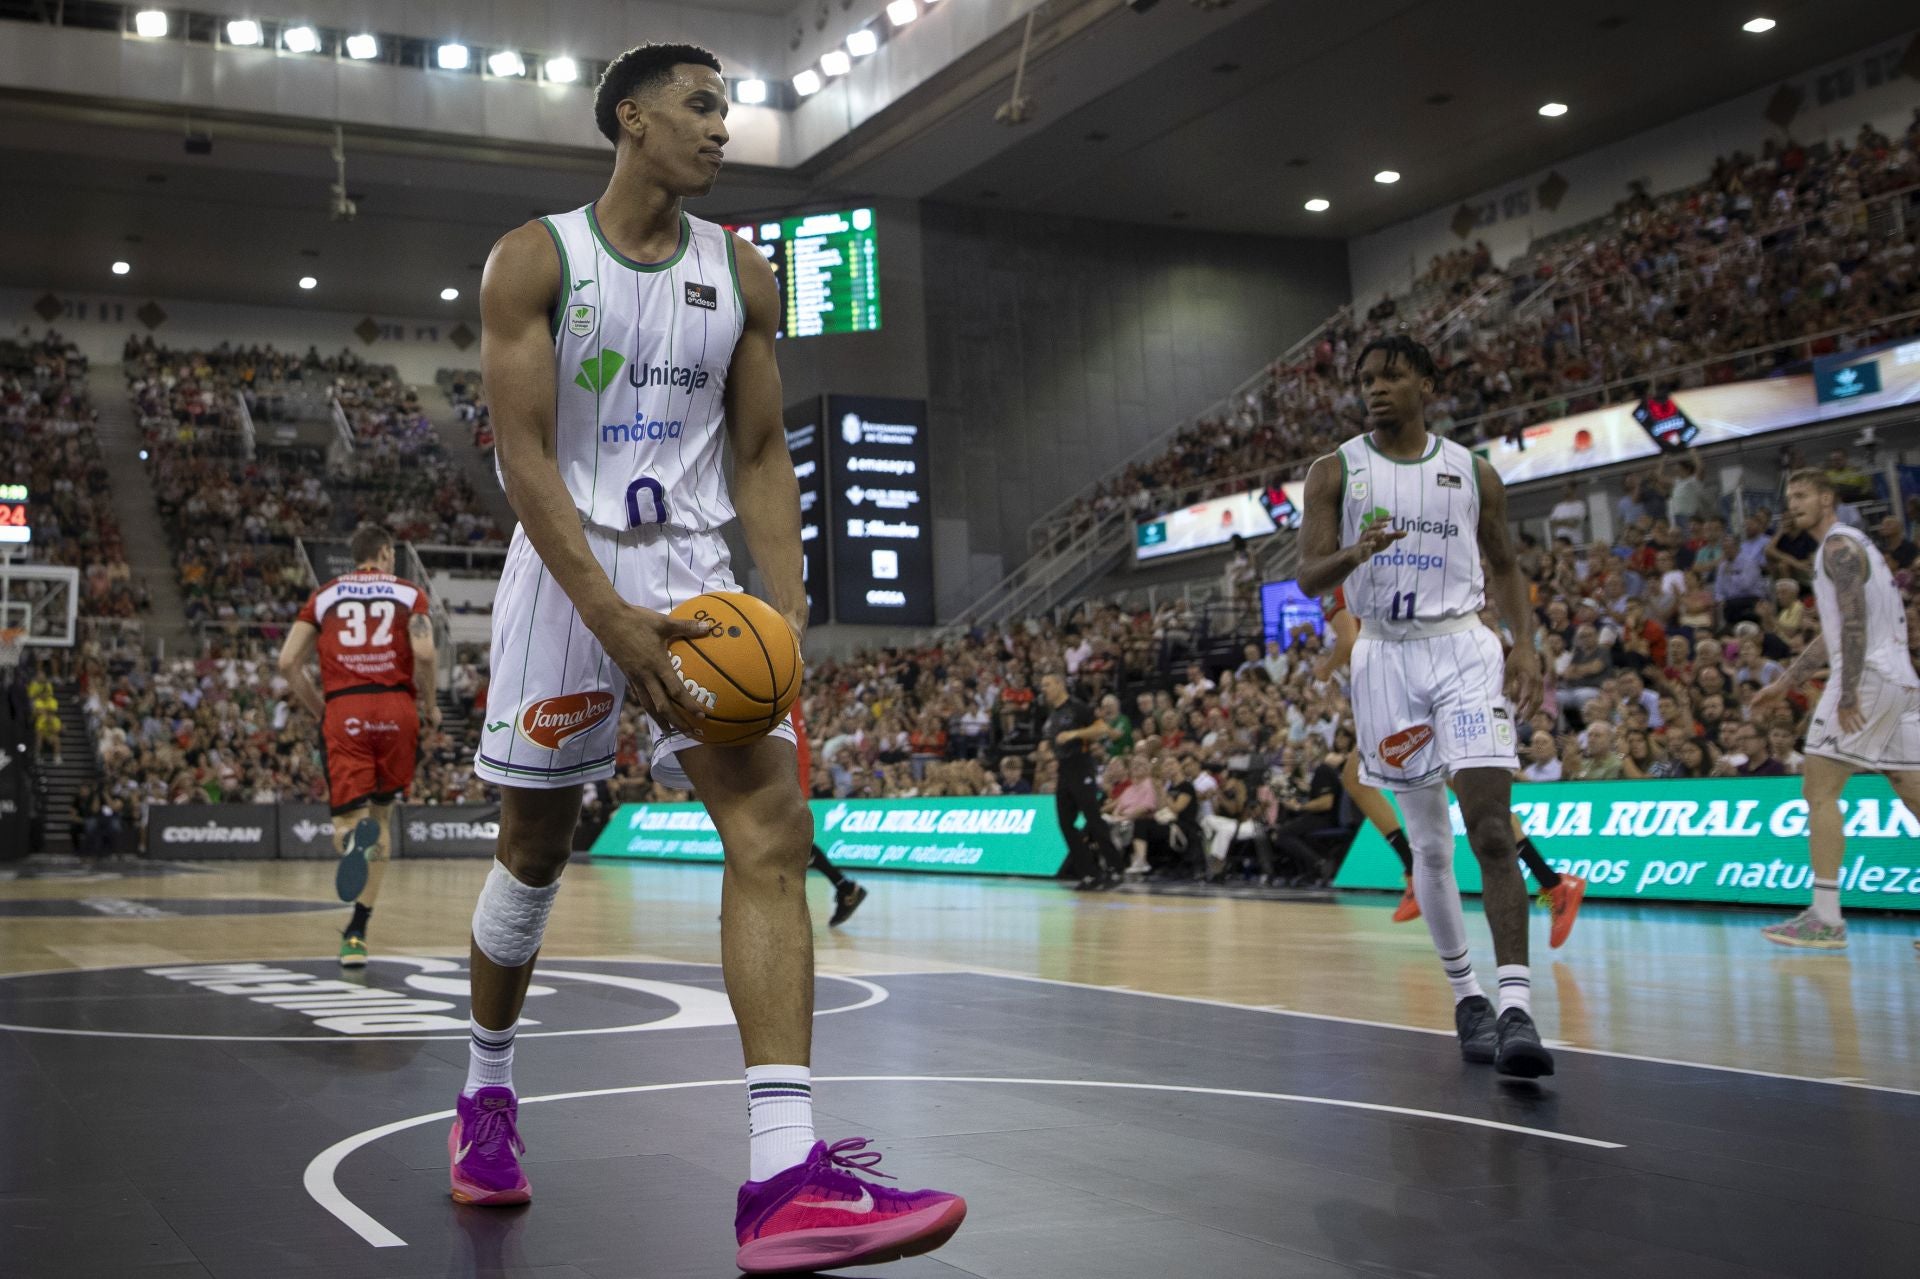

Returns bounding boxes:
[322,691,418,812]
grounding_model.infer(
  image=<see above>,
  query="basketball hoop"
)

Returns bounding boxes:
[0,626,23,672]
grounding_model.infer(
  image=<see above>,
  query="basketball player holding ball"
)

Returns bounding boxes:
[455,43,963,1273]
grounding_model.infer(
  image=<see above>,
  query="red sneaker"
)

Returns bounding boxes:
[1545,874,1587,950]
[1391,876,1422,923]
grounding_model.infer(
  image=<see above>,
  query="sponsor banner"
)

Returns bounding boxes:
[1332,777,1920,911]
[1135,480,1306,563]
[277,803,340,861]
[145,804,279,858]
[399,803,499,858]
[591,797,1069,877]
[826,394,933,624]
[1475,335,1920,487]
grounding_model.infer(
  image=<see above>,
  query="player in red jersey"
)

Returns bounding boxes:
[277,524,441,965]
[1318,585,1585,947]
[792,702,867,926]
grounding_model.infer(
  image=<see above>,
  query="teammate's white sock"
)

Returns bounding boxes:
[1496,964,1532,1016]
[1400,785,1485,1002]
[1810,877,1843,926]
[746,1065,816,1181]
[464,1017,516,1096]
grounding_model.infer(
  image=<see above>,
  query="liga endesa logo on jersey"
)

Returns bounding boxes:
[518,691,617,749]
[1379,724,1435,769]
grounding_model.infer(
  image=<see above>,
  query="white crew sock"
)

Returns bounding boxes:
[1810,877,1842,926]
[746,1065,816,1181]
[1400,784,1485,1003]
[1496,964,1532,1016]
[464,1017,516,1096]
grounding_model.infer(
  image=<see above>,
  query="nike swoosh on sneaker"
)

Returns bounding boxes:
[793,1188,874,1214]
[456,1141,473,1162]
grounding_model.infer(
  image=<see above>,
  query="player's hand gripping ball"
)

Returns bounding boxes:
[663,592,802,745]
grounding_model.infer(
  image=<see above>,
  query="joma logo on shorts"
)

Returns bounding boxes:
[1379,724,1434,769]
[519,691,616,749]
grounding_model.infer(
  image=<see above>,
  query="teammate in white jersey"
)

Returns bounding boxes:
[1752,468,1920,950]
[453,44,965,1272]
[1298,335,1552,1078]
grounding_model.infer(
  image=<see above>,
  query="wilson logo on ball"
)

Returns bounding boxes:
[518,691,616,749]
[669,654,719,710]
[1379,724,1434,769]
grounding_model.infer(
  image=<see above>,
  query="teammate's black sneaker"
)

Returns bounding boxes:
[1454,995,1497,1064]
[1494,1007,1555,1078]
[829,882,868,927]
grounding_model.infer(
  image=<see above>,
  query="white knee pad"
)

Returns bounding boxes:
[471,861,561,968]
[1396,784,1455,868]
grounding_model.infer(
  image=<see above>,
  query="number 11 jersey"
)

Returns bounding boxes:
[1335,432,1486,634]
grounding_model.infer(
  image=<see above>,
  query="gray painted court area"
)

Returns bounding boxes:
[4,962,1914,1277]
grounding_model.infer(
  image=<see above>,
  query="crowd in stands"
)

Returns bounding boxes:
[0,330,148,621]
[441,368,493,453]
[1054,113,1920,542]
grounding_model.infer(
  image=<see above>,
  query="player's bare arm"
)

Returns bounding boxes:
[1823,534,1870,732]
[481,220,709,723]
[1754,633,1828,711]
[1316,607,1359,681]
[410,612,442,731]
[275,619,325,718]
[1474,456,1541,719]
[1296,454,1404,598]
[722,236,808,643]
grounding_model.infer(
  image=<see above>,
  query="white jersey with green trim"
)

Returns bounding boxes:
[517,203,746,534]
[1335,431,1484,628]
[1812,522,1918,689]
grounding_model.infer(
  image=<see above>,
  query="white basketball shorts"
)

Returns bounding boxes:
[1805,671,1920,771]
[1351,624,1519,791]
[474,521,795,791]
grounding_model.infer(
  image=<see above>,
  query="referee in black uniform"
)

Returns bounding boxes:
[1041,672,1117,890]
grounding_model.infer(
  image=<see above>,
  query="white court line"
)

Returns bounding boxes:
[0,959,886,1043]
[961,968,1920,1099]
[307,1073,1626,1249]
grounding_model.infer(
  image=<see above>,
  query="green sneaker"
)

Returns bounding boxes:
[1761,909,1847,951]
[339,933,369,968]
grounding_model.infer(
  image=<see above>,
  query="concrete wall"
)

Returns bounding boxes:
[1347,31,1920,302]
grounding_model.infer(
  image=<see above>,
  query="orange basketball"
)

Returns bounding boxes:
[663,592,802,745]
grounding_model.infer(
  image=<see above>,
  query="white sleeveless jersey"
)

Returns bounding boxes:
[1335,432,1484,628]
[516,204,746,533]
[1812,523,1918,689]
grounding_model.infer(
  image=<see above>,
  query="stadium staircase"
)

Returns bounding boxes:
[91,364,193,655]
[38,684,98,854]
[436,685,471,743]
[410,382,518,539]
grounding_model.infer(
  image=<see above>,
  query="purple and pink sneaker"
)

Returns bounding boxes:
[448,1086,531,1206]
[734,1137,966,1274]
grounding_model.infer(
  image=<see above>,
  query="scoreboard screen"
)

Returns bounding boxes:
[0,484,29,544]
[724,208,881,340]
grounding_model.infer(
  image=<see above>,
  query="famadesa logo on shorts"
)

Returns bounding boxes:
[1379,724,1434,769]
[519,691,616,750]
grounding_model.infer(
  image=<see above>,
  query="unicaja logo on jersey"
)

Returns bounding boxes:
[628,359,710,391]
[575,349,626,393]
[518,691,616,749]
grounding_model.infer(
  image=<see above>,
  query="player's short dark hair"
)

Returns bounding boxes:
[1351,334,1437,384]
[349,523,393,566]
[594,43,723,144]
[1786,467,1836,495]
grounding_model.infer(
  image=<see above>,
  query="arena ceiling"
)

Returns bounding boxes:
[0,0,1914,317]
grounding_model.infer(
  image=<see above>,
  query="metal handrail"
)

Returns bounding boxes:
[231,390,256,459]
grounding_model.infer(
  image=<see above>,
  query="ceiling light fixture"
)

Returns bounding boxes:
[345,33,378,60]
[282,25,319,54]
[440,288,459,301]
[226,19,262,46]
[543,56,578,83]
[112,261,132,275]
[887,0,918,26]
[298,276,318,290]
[488,50,525,77]
[736,78,767,104]
[793,68,823,96]
[133,10,168,38]
[1303,198,1330,212]
[1742,17,1776,34]
[846,28,878,57]
[1374,170,1401,184]
[1538,101,1568,117]
[436,43,469,70]
[820,49,851,76]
